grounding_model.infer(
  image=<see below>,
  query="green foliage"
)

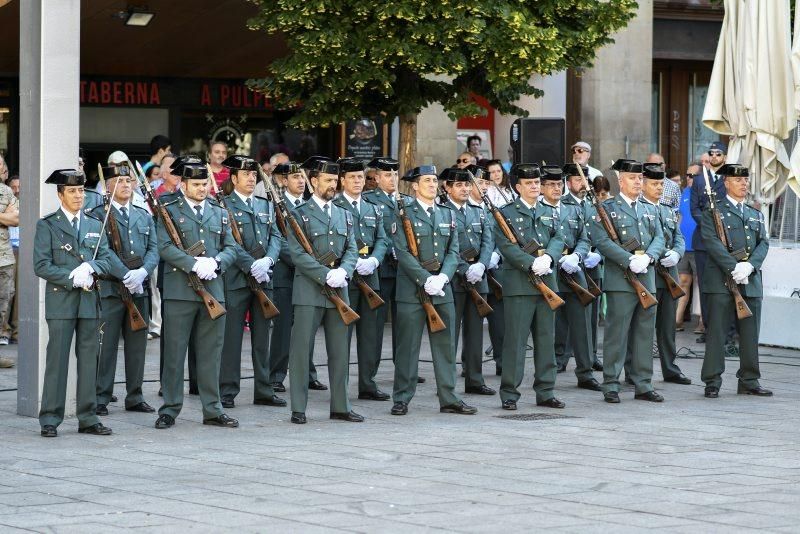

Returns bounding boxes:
[247,0,638,128]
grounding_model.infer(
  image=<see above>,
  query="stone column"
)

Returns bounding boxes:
[17,0,81,417]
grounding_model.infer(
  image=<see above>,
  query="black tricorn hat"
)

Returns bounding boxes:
[337,158,366,174]
[180,164,208,180]
[368,158,399,171]
[45,169,86,186]
[273,162,301,175]
[642,164,665,180]
[402,165,438,182]
[100,165,132,179]
[466,164,487,180]
[170,155,202,172]
[612,159,643,173]
[562,163,589,177]
[717,163,749,177]
[301,156,339,175]
[540,165,565,181]
[440,167,470,183]
[222,155,259,172]
[509,164,541,186]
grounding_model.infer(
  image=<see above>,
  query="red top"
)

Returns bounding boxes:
[212,167,230,188]
[154,184,176,198]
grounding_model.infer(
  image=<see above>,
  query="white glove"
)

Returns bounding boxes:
[250,257,273,282]
[731,271,749,285]
[69,262,95,289]
[356,257,380,276]
[325,267,348,288]
[531,255,553,276]
[732,262,754,281]
[489,251,501,270]
[130,283,145,295]
[192,257,218,280]
[122,268,148,291]
[423,273,448,296]
[659,250,680,268]
[559,253,581,274]
[629,254,650,274]
[584,251,602,269]
[465,263,486,284]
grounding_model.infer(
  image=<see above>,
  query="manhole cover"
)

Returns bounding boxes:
[495,413,577,421]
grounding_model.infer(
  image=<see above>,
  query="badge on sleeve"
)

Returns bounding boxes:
[391,222,397,234]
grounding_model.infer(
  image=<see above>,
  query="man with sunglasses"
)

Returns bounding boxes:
[690,141,728,343]
[570,141,603,181]
[455,152,476,170]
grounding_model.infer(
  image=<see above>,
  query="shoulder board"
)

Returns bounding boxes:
[399,193,415,203]
[43,210,60,220]
[132,203,150,214]
[85,189,101,197]
[163,197,181,206]
[206,197,220,207]
[465,203,482,211]
[658,201,671,208]
[254,194,270,203]
[438,202,454,211]
[84,210,103,223]
[361,196,379,207]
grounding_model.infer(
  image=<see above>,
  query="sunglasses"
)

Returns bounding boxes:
[457,158,471,164]
[708,150,724,156]
[573,148,588,154]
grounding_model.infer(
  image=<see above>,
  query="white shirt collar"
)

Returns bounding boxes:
[234,189,254,205]
[568,192,585,204]
[540,199,560,209]
[640,195,658,206]
[342,192,361,209]
[311,194,330,211]
[184,197,206,213]
[519,197,536,210]
[379,188,395,200]
[60,206,80,226]
[285,192,303,205]
[619,192,637,207]
[727,195,744,207]
[111,199,131,213]
[448,197,465,210]
[468,198,483,208]
[416,198,434,212]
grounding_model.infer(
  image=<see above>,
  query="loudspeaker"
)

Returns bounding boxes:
[510,118,566,167]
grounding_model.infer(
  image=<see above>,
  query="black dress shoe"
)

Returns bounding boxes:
[40,425,57,438]
[592,361,604,372]
[358,390,391,401]
[221,396,235,409]
[155,414,175,429]
[272,382,286,393]
[390,401,408,415]
[290,412,306,424]
[537,397,566,409]
[95,404,108,416]
[440,401,478,414]
[577,379,602,391]
[308,380,328,391]
[465,385,496,396]
[604,391,621,403]
[417,376,426,384]
[203,414,239,427]
[110,395,118,403]
[254,395,287,407]
[737,384,773,396]
[664,374,692,385]
[501,400,517,410]
[78,423,112,435]
[330,411,364,422]
[704,386,719,398]
[556,363,567,374]
[126,401,155,413]
[634,391,664,402]
[158,387,163,397]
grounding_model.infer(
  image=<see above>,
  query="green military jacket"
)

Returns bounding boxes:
[565,193,604,281]
[33,209,120,319]
[362,187,398,279]
[493,199,564,297]
[543,200,591,291]
[590,196,665,293]
[82,188,104,212]
[642,198,685,289]
[332,194,389,289]
[700,197,768,297]
[157,197,238,302]
[392,198,459,305]
[287,198,358,308]
[273,192,302,289]
[222,192,284,291]
[89,203,159,299]
[446,199,493,294]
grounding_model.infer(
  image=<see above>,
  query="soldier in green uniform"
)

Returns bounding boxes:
[287,158,363,424]
[639,164,691,384]
[591,159,665,403]
[495,164,566,410]
[333,158,391,401]
[218,155,286,409]
[155,164,239,429]
[441,167,495,395]
[90,165,159,416]
[34,169,119,437]
[268,162,326,393]
[700,164,771,398]
[538,165,601,392]
[390,165,477,416]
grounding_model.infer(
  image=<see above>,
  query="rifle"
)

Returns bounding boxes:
[582,265,603,297]
[466,171,564,310]
[207,165,280,320]
[97,164,148,332]
[703,175,753,319]
[577,164,657,309]
[352,237,385,310]
[558,265,595,307]
[258,166,360,325]
[133,161,161,220]
[459,248,493,317]
[395,195,447,333]
[132,163,226,320]
[486,270,503,300]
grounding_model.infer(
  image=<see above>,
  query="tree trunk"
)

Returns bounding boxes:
[398,112,417,195]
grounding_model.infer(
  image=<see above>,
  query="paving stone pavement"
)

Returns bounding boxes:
[0,323,799,533]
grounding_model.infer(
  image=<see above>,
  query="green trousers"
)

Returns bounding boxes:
[288,304,351,414]
[219,287,276,401]
[96,296,149,407]
[453,288,487,389]
[500,295,557,403]
[603,292,656,394]
[39,317,101,429]
[347,286,382,394]
[392,300,460,407]
[701,293,762,389]
[376,276,398,360]
[268,285,318,384]
[554,292,594,382]
[655,288,683,379]
[159,299,225,420]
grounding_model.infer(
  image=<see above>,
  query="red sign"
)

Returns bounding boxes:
[199,83,271,109]
[80,80,160,105]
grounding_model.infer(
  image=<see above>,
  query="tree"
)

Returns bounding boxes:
[247,0,638,173]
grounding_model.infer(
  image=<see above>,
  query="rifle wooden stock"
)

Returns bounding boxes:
[122,296,148,331]
[460,276,493,317]
[656,264,686,300]
[354,274,385,310]
[559,270,595,306]
[487,270,503,300]
[725,277,754,319]
[322,286,360,325]
[396,196,446,333]
[584,267,603,297]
